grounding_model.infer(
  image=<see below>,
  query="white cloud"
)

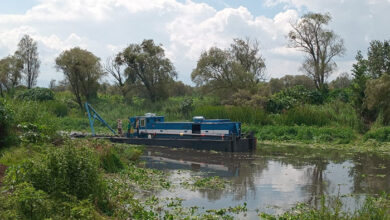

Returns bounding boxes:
[0,0,389,86]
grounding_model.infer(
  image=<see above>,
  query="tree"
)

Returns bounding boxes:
[364,74,390,125]
[191,38,266,97]
[48,79,56,90]
[366,40,390,78]
[351,51,369,117]
[0,55,23,96]
[104,56,128,96]
[329,72,351,89]
[288,13,345,90]
[15,35,40,89]
[116,39,177,102]
[269,75,315,94]
[55,47,104,109]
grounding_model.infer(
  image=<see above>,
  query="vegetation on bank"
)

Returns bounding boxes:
[260,193,390,220]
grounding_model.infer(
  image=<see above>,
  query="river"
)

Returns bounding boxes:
[141,145,390,219]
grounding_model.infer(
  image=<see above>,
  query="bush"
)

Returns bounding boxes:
[47,101,68,117]
[0,100,16,147]
[17,88,54,101]
[5,144,106,201]
[10,182,52,220]
[364,127,390,142]
[17,123,51,144]
[266,86,327,113]
[100,147,124,173]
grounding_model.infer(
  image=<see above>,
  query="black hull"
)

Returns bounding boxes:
[107,136,256,152]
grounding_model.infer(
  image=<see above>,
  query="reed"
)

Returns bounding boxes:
[193,105,272,125]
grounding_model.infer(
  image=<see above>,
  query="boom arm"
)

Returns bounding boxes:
[85,102,116,136]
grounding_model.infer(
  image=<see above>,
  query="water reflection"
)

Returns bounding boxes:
[141,145,390,217]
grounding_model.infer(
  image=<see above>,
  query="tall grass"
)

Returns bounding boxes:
[243,125,356,144]
[364,127,390,142]
[274,101,363,130]
[193,105,271,125]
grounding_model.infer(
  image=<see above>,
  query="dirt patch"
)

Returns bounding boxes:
[0,164,7,186]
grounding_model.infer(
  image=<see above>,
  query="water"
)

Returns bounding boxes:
[141,145,390,219]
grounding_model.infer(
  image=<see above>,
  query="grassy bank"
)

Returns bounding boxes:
[260,193,390,220]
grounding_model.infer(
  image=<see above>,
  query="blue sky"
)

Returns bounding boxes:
[0,0,389,87]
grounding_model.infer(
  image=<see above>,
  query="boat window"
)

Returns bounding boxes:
[140,119,146,127]
[192,124,201,134]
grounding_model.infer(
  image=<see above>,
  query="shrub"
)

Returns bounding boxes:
[17,123,51,144]
[100,147,124,173]
[17,88,54,101]
[10,182,52,220]
[179,98,194,117]
[47,101,68,117]
[364,127,390,142]
[0,100,16,147]
[266,86,327,113]
[5,144,106,201]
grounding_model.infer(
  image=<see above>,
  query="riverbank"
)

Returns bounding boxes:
[259,140,390,156]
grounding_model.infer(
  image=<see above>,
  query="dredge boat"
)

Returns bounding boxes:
[85,103,256,152]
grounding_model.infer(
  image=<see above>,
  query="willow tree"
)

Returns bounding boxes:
[191,38,266,97]
[116,39,177,102]
[0,55,23,95]
[55,47,104,109]
[15,34,40,89]
[288,13,345,90]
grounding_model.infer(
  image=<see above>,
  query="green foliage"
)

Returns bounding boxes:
[56,47,104,108]
[288,12,345,90]
[0,100,16,147]
[364,127,390,142]
[269,74,316,94]
[280,105,331,126]
[194,105,271,125]
[17,87,54,101]
[15,34,40,89]
[192,176,229,190]
[117,39,177,102]
[266,86,327,113]
[261,193,390,220]
[9,182,52,220]
[179,98,194,117]
[0,55,23,92]
[328,88,352,103]
[0,146,33,166]
[17,123,51,144]
[191,38,265,98]
[99,147,124,173]
[47,101,68,117]
[367,40,390,78]
[365,74,390,125]
[244,125,356,144]
[5,144,106,202]
[276,102,362,130]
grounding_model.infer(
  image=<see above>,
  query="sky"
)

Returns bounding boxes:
[0,0,390,87]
